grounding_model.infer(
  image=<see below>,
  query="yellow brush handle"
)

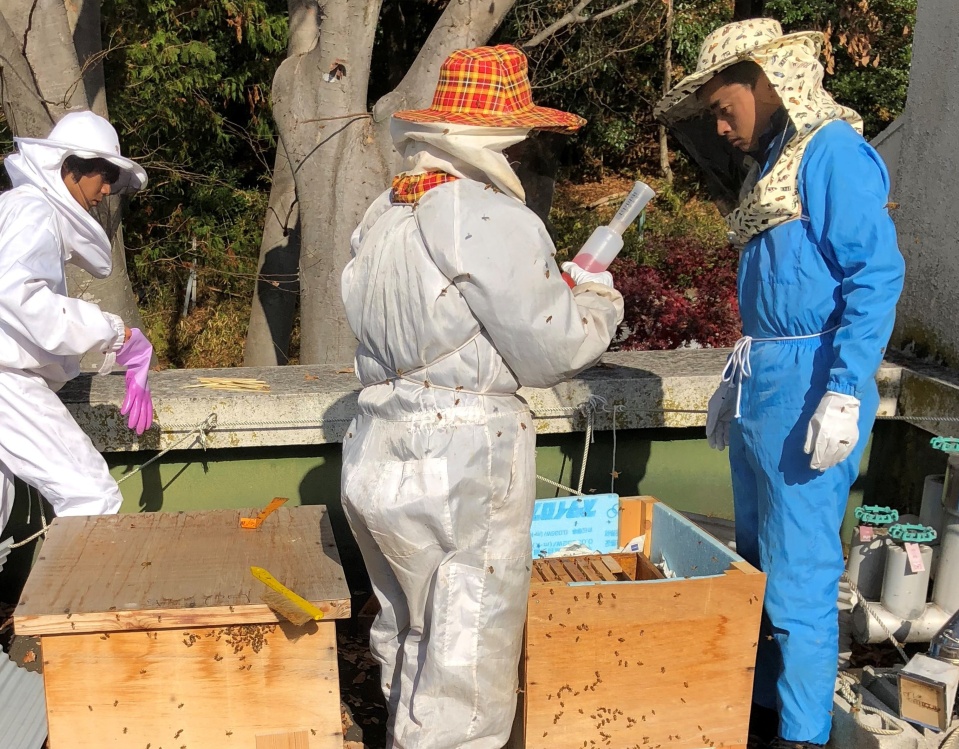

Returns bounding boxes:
[250,566,324,621]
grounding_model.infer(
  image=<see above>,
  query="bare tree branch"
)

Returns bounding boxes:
[592,0,640,23]
[522,0,639,48]
[376,0,519,122]
[659,0,673,183]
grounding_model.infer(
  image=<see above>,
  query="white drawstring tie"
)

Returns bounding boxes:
[722,327,840,418]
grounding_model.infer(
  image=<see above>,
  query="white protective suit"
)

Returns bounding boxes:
[341,123,624,749]
[0,123,140,531]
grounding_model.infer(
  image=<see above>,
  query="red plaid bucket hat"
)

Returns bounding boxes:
[393,45,585,133]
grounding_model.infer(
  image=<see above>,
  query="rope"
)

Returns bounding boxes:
[577,396,602,494]
[117,413,218,484]
[535,396,626,498]
[941,725,959,749]
[155,408,959,435]
[837,671,904,736]
[535,474,584,497]
[8,413,219,549]
[842,572,909,663]
[10,487,49,549]
[610,404,623,494]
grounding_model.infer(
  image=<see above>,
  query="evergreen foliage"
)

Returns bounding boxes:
[100,0,287,364]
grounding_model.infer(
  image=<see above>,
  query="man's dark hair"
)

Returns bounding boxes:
[61,155,121,185]
[715,60,765,89]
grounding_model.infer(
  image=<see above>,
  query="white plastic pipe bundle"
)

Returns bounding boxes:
[852,457,959,644]
[846,527,889,600]
[933,457,959,613]
[881,543,934,620]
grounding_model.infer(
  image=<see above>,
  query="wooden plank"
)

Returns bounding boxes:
[600,554,634,582]
[522,572,765,749]
[533,560,560,583]
[635,553,667,582]
[584,558,616,582]
[15,507,351,635]
[559,559,588,583]
[617,496,657,548]
[576,558,603,582]
[546,560,571,583]
[642,499,655,559]
[600,555,624,576]
[257,730,312,748]
[727,560,763,575]
[42,622,343,749]
[609,552,638,580]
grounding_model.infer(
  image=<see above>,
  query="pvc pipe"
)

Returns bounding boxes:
[851,601,952,644]
[881,543,933,620]
[944,455,959,514]
[933,505,959,614]
[920,474,946,534]
[838,578,855,670]
[846,528,889,600]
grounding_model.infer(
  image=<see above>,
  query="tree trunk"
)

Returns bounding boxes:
[659,0,673,183]
[0,12,54,137]
[269,0,518,366]
[65,0,109,115]
[0,2,144,359]
[243,137,300,365]
[242,0,327,367]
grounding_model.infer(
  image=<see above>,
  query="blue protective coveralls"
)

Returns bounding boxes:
[729,119,905,743]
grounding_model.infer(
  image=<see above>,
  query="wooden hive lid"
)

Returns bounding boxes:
[13,506,351,635]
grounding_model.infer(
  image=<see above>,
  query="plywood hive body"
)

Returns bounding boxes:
[509,497,766,749]
[14,506,350,749]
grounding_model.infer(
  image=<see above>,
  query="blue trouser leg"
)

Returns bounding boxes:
[730,426,779,714]
[730,384,875,744]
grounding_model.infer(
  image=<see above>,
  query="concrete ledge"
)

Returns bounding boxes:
[59,350,904,452]
[890,353,959,437]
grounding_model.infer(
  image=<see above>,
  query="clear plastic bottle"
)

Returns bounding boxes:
[563,181,655,286]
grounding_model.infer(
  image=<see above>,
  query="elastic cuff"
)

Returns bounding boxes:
[98,351,117,376]
[826,379,860,398]
[102,312,126,353]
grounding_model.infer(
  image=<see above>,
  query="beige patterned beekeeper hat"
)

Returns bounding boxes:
[655,18,823,124]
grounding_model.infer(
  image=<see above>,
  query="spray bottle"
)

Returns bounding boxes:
[563,179,656,288]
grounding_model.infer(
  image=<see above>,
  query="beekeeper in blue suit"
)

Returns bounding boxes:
[656,19,904,749]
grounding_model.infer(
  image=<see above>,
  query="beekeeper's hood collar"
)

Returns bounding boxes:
[653,19,862,244]
[390,120,530,202]
[4,111,147,278]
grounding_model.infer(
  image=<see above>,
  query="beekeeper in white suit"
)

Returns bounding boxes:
[0,110,154,533]
[341,45,624,749]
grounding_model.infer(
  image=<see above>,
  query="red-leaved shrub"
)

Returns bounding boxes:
[611,236,741,351]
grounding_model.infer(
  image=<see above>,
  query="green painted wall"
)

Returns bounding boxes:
[0,423,947,604]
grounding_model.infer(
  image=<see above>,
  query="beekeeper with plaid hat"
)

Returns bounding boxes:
[655,19,904,748]
[341,45,624,749]
[0,110,154,533]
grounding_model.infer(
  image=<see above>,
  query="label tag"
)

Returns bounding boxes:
[859,525,874,542]
[905,542,925,573]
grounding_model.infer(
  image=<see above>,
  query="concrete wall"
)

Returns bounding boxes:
[888,0,959,364]
[871,117,903,200]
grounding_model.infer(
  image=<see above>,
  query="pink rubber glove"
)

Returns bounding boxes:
[116,328,154,435]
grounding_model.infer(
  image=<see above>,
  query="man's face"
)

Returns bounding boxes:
[64,172,112,210]
[699,77,770,152]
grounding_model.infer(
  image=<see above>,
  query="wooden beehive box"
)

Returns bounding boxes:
[14,505,350,749]
[509,496,765,749]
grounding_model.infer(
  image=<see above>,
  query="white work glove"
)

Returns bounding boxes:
[705,380,735,451]
[562,262,614,289]
[804,391,860,471]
